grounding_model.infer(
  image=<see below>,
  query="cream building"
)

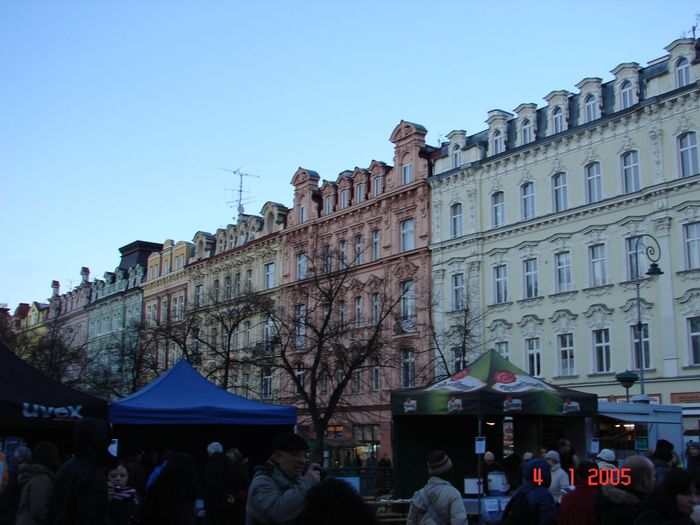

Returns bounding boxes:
[430,38,700,420]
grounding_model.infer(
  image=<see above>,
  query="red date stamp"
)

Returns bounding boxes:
[533,467,631,486]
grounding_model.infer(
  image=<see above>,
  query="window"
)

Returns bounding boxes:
[622,151,640,193]
[263,315,275,349]
[585,162,602,203]
[493,131,505,154]
[676,57,690,88]
[584,94,597,122]
[338,300,346,328]
[553,107,564,133]
[452,147,461,169]
[521,119,533,144]
[372,176,382,197]
[492,191,505,227]
[495,341,509,361]
[552,172,568,212]
[632,323,651,370]
[400,280,416,331]
[338,240,346,269]
[626,236,643,281]
[340,189,349,209]
[450,203,463,238]
[224,276,231,300]
[295,364,305,394]
[371,359,380,390]
[354,234,363,265]
[243,320,251,347]
[261,367,272,399]
[452,348,465,373]
[592,328,611,372]
[452,273,465,310]
[372,292,381,325]
[194,284,203,308]
[523,258,539,299]
[558,333,575,376]
[354,296,363,328]
[555,251,572,293]
[685,223,700,269]
[679,132,698,178]
[526,337,541,377]
[322,244,332,273]
[371,229,381,261]
[160,300,168,324]
[401,350,415,387]
[320,372,329,395]
[521,182,535,220]
[353,369,362,392]
[299,205,307,223]
[325,195,335,214]
[355,183,365,204]
[400,219,415,251]
[296,252,307,280]
[163,259,170,274]
[212,279,220,302]
[234,272,241,297]
[494,264,508,303]
[402,163,413,184]
[589,244,607,287]
[264,262,275,289]
[295,305,306,349]
[621,80,634,109]
[689,317,700,365]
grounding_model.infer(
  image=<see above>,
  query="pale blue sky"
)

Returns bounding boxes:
[1,1,697,310]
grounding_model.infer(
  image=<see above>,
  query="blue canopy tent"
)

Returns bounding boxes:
[109,359,296,469]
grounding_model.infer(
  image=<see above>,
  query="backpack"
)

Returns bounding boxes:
[500,488,538,525]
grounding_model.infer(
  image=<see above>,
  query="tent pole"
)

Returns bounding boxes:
[477,415,483,525]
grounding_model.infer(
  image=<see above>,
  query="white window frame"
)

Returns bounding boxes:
[372,292,381,325]
[400,218,415,252]
[584,94,597,123]
[523,258,539,299]
[621,80,634,109]
[338,300,346,328]
[585,162,602,204]
[558,333,575,376]
[372,229,381,261]
[354,234,363,265]
[553,107,564,133]
[526,337,541,377]
[493,131,505,155]
[676,57,690,88]
[688,317,700,365]
[494,264,508,304]
[685,223,700,270]
[592,328,611,373]
[521,182,535,220]
[295,363,305,394]
[325,195,334,214]
[450,203,463,238]
[402,163,413,185]
[340,189,349,209]
[354,296,363,328]
[679,132,698,178]
[355,182,365,204]
[589,244,607,287]
[264,262,275,289]
[622,151,640,193]
[452,273,465,311]
[400,280,416,331]
[371,359,380,390]
[495,341,509,361]
[299,205,307,223]
[552,172,568,212]
[521,119,533,145]
[492,191,505,227]
[631,323,651,371]
[295,304,306,349]
[401,349,415,387]
[296,252,307,280]
[555,251,572,293]
[261,367,272,399]
[372,176,382,197]
[626,236,643,281]
[452,147,461,169]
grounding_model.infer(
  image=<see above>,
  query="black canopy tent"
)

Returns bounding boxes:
[390,350,597,497]
[0,341,108,451]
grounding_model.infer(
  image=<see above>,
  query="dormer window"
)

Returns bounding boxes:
[676,57,690,88]
[355,182,365,203]
[493,131,505,155]
[621,81,634,109]
[402,163,413,184]
[372,176,383,197]
[299,205,307,223]
[584,95,597,123]
[553,107,565,133]
[340,189,350,209]
[325,195,334,215]
[521,119,533,145]
[452,147,461,169]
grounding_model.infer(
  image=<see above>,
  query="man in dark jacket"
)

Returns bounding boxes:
[594,454,656,525]
[49,418,109,525]
[204,441,236,525]
[501,457,557,525]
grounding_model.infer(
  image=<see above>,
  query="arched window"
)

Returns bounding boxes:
[493,130,505,155]
[450,203,463,238]
[521,119,533,145]
[584,95,597,122]
[679,132,698,178]
[452,146,461,169]
[585,162,602,203]
[553,107,564,133]
[676,57,690,88]
[622,151,640,192]
[621,81,634,109]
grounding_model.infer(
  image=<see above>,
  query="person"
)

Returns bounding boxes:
[245,431,321,525]
[15,441,60,525]
[635,468,700,525]
[594,454,656,525]
[204,441,236,525]
[500,457,556,525]
[301,478,378,525]
[124,451,146,499]
[596,449,617,470]
[225,448,250,525]
[557,439,580,471]
[406,450,467,525]
[145,450,173,491]
[480,451,503,495]
[378,454,391,468]
[559,461,600,525]
[0,448,7,493]
[687,443,700,488]
[652,440,675,486]
[366,453,378,468]
[502,452,522,493]
[544,450,569,503]
[0,445,32,524]
[48,417,110,525]
[140,452,197,525]
[106,459,140,525]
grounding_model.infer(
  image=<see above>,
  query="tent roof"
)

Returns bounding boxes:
[390,349,597,417]
[0,341,107,427]
[109,359,297,425]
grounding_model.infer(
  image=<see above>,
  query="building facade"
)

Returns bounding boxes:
[430,39,700,421]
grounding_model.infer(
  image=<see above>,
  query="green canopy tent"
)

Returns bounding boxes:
[390,350,597,497]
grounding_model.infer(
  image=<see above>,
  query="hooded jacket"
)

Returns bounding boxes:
[16,464,54,525]
[406,476,468,525]
[502,458,557,525]
[594,484,647,525]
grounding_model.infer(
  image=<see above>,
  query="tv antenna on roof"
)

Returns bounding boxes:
[217,167,260,216]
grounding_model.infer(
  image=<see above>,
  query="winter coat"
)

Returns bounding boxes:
[634,509,694,525]
[559,484,600,525]
[594,484,647,525]
[548,463,570,503]
[501,458,557,525]
[245,459,314,525]
[687,456,700,488]
[107,484,140,525]
[406,476,467,525]
[204,453,236,525]
[15,464,54,525]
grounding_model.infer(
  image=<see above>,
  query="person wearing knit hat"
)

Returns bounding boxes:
[544,450,569,503]
[596,449,617,469]
[407,450,467,524]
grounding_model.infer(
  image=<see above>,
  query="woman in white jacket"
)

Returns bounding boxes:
[407,450,467,525]
[544,450,570,503]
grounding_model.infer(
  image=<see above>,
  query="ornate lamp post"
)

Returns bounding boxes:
[615,370,639,402]
[632,234,663,399]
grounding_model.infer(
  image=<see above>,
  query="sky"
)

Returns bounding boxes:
[1,1,698,311]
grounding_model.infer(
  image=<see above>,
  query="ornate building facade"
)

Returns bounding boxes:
[430,39,700,413]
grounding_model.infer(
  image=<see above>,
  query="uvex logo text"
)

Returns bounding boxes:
[22,403,83,420]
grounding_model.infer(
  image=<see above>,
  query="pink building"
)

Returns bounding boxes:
[280,121,436,461]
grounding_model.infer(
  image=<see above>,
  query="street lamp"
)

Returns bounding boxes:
[632,234,663,400]
[615,370,639,402]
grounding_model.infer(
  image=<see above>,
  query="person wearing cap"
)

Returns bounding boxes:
[245,432,320,525]
[480,451,503,495]
[596,449,617,470]
[406,450,467,525]
[544,450,569,503]
[204,441,237,525]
